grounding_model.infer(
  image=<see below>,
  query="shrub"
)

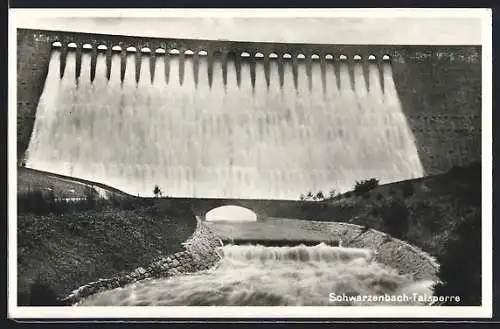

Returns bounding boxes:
[18,190,58,215]
[377,199,410,239]
[334,194,343,200]
[328,189,337,199]
[354,178,379,196]
[418,202,443,232]
[18,187,109,215]
[402,181,415,198]
[434,214,481,305]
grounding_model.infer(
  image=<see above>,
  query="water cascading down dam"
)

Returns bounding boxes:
[18,30,481,199]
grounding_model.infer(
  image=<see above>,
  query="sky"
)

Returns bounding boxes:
[11,10,484,45]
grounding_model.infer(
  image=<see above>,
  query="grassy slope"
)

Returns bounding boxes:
[18,167,130,198]
[17,203,197,305]
[334,165,481,258]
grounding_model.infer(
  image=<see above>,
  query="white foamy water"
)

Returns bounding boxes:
[25,50,424,199]
[78,244,434,306]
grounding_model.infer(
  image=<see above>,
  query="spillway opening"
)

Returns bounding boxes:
[25,44,424,199]
[77,243,435,306]
[205,205,258,222]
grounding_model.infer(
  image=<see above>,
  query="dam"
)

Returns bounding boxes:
[17,29,481,199]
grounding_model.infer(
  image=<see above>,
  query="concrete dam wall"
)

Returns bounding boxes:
[17,29,481,199]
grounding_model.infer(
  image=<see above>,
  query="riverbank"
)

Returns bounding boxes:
[64,218,223,305]
[17,203,197,305]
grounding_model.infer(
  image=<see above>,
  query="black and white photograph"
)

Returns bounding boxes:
[8,9,492,318]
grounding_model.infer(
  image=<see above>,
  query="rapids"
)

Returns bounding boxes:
[77,243,434,306]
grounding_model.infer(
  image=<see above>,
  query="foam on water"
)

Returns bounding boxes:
[78,244,434,306]
[25,50,424,198]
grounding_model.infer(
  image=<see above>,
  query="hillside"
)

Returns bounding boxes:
[17,201,197,305]
[17,167,130,199]
[327,163,481,258]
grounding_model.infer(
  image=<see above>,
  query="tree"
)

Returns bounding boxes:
[329,189,336,199]
[316,191,324,200]
[153,185,162,198]
[299,194,305,201]
[306,191,313,200]
[84,185,97,209]
[354,178,379,196]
